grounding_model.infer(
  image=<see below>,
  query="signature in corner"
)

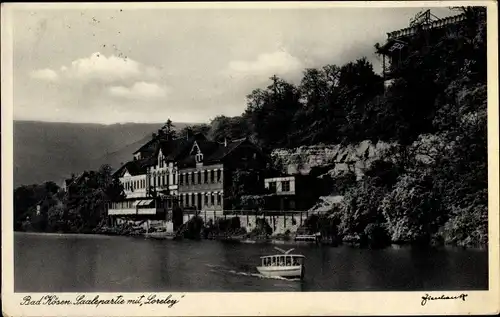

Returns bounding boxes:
[421,293,468,306]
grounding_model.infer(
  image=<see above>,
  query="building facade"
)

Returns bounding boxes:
[263,175,320,212]
[108,133,267,230]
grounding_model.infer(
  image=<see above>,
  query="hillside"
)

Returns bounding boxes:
[13,121,190,187]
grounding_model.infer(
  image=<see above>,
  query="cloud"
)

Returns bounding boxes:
[30,68,58,81]
[227,51,303,78]
[61,52,147,82]
[108,81,169,99]
[31,52,162,84]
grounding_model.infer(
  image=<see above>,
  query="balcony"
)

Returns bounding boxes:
[108,199,163,216]
[108,208,136,216]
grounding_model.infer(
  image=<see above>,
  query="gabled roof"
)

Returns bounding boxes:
[175,137,259,167]
[132,137,158,154]
[192,140,220,156]
[64,171,89,187]
[113,158,151,177]
[205,137,251,163]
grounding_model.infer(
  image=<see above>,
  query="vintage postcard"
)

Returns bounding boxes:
[2,1,499,316]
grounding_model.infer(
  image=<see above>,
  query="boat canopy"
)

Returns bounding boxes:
[260,254,305,259]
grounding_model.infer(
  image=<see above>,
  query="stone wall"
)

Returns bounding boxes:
[182,211,310,235]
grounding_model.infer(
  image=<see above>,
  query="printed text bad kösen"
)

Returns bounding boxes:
[20,294,184,308]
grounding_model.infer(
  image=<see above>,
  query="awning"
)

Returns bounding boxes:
[132,200,142,207]
[139,199,153,206]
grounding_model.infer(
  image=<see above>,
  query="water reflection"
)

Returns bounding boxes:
[14,233,488,292]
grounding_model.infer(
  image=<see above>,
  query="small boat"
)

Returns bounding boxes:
[256,247,305,279]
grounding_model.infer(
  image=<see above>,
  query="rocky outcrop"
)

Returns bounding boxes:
[271,140,394,179]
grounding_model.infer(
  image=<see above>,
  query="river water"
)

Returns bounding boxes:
[14,232,488,292]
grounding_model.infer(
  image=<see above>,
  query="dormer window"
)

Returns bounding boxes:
[196,153,204,163]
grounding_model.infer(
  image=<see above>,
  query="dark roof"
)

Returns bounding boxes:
[64,171,89,187]
[157,133,207,160]
[113,158,151,177]
[176,137,257,167]
[132,137,158,154]
[116,134,259,173]
[205,138,249,162]
[195,140,220,156]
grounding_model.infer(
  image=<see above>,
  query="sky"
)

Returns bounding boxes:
[11,4,455,124]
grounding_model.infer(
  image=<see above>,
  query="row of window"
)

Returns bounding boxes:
[180,192,222,208]
[111,201,136,209]
[124,179,147,191]
[179,169,222,186]
[124,169,223,192]
[268,180,291,193]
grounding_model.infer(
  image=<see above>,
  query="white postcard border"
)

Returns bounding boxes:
[2,1,499,316]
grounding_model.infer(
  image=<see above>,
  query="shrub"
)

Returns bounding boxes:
[441,203,488,247]
[339,179,387,239]
[380,173,445,245]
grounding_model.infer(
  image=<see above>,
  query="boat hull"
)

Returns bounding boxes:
[256,265,304,279]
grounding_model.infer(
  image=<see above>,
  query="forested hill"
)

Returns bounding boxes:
[13,121,190,187]
[186,7,488,247]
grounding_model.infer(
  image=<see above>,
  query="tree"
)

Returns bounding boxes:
[179,124,211,139]
[14,182,60,231]
[380,173,446,245]
[158,119,177,140]
[209,116,250,142]
[244,76,302,150]
[225,169,266,209]
[339,179,388,242]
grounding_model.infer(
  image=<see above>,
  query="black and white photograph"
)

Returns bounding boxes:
[2,2,499,316]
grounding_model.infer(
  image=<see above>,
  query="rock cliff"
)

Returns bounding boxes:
[271,140,394,180]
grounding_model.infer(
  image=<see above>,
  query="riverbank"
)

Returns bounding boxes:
[13,228,487,250]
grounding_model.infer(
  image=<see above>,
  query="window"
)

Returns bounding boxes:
[196,153,204,163]
[210,194,215,206]
[191,173,195,185]
[210,170,215,183]
[173,173,176,185]
[204,194,208,206]
[180,174,184,185]
[269,181,277,193]
[282,180,290,192]
[197,171,202,184]
[216,170,221,182]
[197,193,202,207]
[204,170,208,183]
[217,193,221,206]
